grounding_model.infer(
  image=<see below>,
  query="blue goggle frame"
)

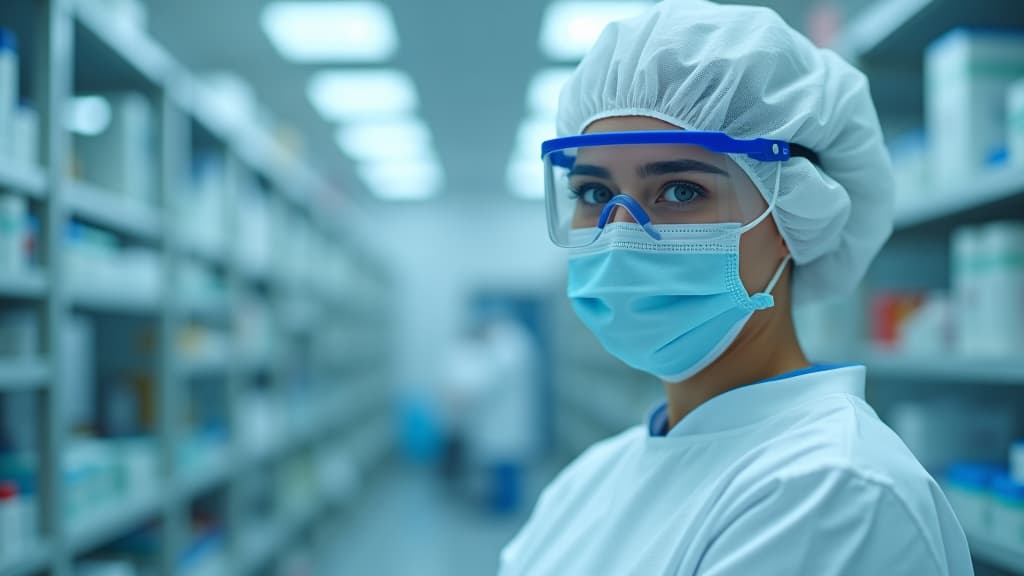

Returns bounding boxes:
[541,130,793,169]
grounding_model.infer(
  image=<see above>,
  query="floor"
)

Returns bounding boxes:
[320,459,561,576]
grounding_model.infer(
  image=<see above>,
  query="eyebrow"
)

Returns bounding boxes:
[568,159,730,180]
[638,159,729,178]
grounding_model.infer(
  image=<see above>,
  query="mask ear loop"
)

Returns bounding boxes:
[739,161,781,235]
[741,163,789,309]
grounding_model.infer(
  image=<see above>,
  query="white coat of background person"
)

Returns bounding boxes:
[499,1,973,575]
[444,318,539,509]
[469,319,539,466]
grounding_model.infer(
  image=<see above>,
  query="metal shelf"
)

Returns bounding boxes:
[236,501,319,575]
[0,270,48,299]
[180,354,229,379]
[837,0,1024,64]
[70,284,161,315]
[969,534,1024,575]
[181,298,229,322]
[0,162,47,198]
[179,453,233,501]
[71,0,175,88]
[819,349,1024,386]
[69,490,163,555]
[67,182,162,242]
[0,539,52,576]
[893,167,1024,234]
[181,240,227,269]
[0,359,50,392]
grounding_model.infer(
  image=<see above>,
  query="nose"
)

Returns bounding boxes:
[609,202,641,224]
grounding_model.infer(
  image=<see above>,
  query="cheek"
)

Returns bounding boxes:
[738,217,782,293]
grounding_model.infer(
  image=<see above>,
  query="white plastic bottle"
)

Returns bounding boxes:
[1009,78,1024,168]
[1012,440,1024,484]
[0,28,17,158]
[982,221,1024,356]
[952,226,982,356]
[0,193,27,273]
[0,481,21,557]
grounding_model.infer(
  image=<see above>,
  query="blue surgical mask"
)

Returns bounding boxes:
[567,220,790,382]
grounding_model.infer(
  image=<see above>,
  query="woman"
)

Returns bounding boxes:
[499,1,972,575]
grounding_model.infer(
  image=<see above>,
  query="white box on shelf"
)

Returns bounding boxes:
[74,92,157,205]
[0,28,17,158]
[1010,77,1024,168]
[1013,440,1024,485]
[13,102,39,167]
[926,29,1024,185]
[887,131,928,212]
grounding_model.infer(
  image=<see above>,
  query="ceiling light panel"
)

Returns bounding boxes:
[335,118,434,163]
[261,1,398,62]
[359,159,444,200]
[527,68,575,117]
[506,157,545,199]
[540,1,653,61]
[308,70,418,121]
[515,117,557,159]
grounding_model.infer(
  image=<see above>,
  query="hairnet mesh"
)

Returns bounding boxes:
[556,0,894,304]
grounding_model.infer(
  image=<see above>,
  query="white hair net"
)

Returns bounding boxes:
[556,0,894,304]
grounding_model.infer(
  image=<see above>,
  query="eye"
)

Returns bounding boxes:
[659,182,705,204]
[571,183,614,206]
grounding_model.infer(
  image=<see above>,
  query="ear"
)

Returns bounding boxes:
[772,218,791,260]
[779,237,791,260]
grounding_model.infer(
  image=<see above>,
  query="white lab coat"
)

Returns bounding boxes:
[499,365,973,576]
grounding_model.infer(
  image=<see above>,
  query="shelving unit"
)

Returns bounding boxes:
[0,162,47,198]
[68,490,163,555]
[833,3,1024,574]
[968,535,1024,576]
[0,540,51,576]
[0,271,47,299]
[0,359,50,391]
[0,1,396,576]
[894,167,1024,233]
[65,181,163,243]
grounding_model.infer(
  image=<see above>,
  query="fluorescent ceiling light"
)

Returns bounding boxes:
[527,68,575,117]
[67,95,112,136]
[359,160,444,200]
[515,117,557,158]
[506,157,545,199]
[335,118,433,162]
[540,1,653,61]
[261,1,398,62]
[308,70,418,121]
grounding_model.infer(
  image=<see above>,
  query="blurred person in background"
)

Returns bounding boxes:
[499,1,973,575]
[442,315,539,513]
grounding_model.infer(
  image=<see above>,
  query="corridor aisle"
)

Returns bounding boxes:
[321,462,559,576]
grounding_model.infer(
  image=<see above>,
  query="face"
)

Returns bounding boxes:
[582,116,789,296]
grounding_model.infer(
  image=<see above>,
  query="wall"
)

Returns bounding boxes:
[359,199,565,390]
